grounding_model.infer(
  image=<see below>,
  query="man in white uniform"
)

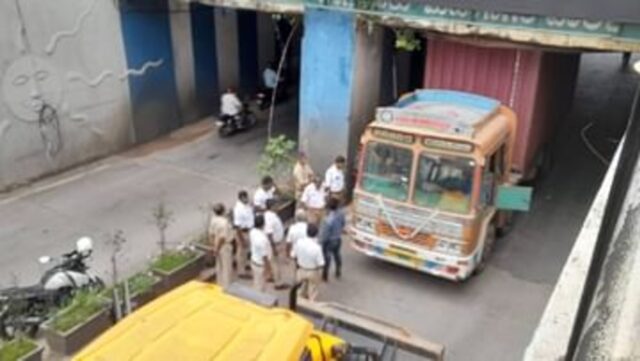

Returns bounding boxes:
[253,176,276,212]
[220,87,242,120]
[250,215,272,292]
[286,209,308,254]
[290,223,325,300]
[208,203,234,288]
[323,156,346,204]
[233,190,253,278]
[264,199,287,289]
[301,177,327,226]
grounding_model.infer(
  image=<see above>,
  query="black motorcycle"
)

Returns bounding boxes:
[0,238,103,339]
[217,103,257,138]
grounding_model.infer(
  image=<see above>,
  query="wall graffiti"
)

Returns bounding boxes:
[0,0,164,162]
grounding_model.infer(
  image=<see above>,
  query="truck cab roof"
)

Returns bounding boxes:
[371,89,516,158]
[72,281,313,361]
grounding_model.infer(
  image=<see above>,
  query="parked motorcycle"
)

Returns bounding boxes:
[217,102,257,138]
[0,237,104,338]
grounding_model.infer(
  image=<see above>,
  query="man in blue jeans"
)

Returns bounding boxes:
[320,197,346,281]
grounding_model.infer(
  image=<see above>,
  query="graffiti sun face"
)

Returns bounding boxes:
[2,56,63,123]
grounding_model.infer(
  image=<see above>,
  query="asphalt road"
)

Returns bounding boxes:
[0,54,636,360]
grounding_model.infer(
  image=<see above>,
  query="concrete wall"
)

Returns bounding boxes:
[0,0,133,190]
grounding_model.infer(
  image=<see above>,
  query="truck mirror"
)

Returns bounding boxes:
[495,185,532,211]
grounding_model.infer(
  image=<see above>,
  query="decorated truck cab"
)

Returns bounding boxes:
[351,90,532,281]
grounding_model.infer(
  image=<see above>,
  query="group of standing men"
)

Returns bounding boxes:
[207,154,347,301]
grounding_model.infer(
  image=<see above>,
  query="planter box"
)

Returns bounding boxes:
[101,277,162,318]
[18,344,43,361]
[42,308,112,356]
[152,252,206,295]
[193,242,216,267]
[0,342,43,361]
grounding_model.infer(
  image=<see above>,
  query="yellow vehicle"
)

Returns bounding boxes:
[73,281,444,360]
[351,90,532,281]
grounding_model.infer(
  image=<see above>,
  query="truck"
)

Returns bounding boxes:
[350,89,533,281]
[72,281,445,360]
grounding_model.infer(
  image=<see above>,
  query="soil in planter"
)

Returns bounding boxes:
[0,339,37,361]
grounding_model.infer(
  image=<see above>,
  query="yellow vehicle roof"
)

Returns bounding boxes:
[73,281,313,361]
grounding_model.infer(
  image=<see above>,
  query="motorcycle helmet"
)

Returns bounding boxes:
[76,236,93,256]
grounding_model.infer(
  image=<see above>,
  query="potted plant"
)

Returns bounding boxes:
[41,291,112,356]
[258,134,297,221]
[150,248,205,294]
[0,338,43,361]
[100,271,161,314]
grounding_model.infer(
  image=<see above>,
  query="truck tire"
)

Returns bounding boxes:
[474,224,496,275]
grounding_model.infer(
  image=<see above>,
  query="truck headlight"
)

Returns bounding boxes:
[355,217,375,232]
[435,239,464,256]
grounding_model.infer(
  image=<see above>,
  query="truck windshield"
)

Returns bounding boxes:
[413,154,475,214]
[361,142,413,201]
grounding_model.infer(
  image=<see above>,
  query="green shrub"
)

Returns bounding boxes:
[50,291,107,333]
[151,250,197,274]
[100,272,158,299]
[0,338,38,361]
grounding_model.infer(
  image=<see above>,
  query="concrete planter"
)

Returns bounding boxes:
[152,252,206,295]
[101,275,162,318]
[0,341,43,361]
[193,242,216,267]
[42,307,112,356]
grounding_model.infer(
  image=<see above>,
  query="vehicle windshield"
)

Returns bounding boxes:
[413,153,475,214]
[361,142,413,201]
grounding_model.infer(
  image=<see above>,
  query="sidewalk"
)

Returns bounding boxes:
[0,116,288,287]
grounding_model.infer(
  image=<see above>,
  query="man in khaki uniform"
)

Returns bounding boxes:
[290,223,325,301]
[301,177,326,226]
[293,152,315,199]
[209,203,234,288]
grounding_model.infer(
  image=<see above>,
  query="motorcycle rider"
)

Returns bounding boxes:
[220,87,243,125]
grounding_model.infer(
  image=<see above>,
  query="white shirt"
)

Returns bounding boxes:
[233,201,254,229]
[291,236,325,269]
[286,222,308,248]
[263,68,278,89]
[264,210,284,243]
[324,164,345,193]
[253,186,275,209]
[301,183,326,209]
[221,92,242,116]
[250,228,272,265]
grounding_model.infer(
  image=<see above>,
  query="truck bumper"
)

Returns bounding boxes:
[350,228,480,282]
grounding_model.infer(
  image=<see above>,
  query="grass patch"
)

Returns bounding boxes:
[151,250,198,274]
[50,291,107,333]
[0,338,38,361]
[100,272,158,299]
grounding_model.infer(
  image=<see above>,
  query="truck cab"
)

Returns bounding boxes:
[351,90,530,281]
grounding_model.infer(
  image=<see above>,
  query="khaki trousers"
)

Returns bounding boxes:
[296,268,321,301]
[216,244,233,288]
[235,230,249,275]
[270,242,287,286]
[251,263,266,292]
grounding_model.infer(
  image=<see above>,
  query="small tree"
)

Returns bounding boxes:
[258,135,297,198]
[152,201,174,254]
[106,230,126,286]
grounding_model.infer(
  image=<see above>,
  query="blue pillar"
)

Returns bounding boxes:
[120,0,181,143]
[299,8,383,177]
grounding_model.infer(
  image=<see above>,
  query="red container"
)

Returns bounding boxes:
[424,38,578,177]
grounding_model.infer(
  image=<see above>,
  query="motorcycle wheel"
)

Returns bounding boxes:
[218,125,233,138]
[246,113,257,128]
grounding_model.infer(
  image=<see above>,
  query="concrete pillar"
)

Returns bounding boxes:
[237,10,259,94]
[189,3,218,117]
[299,9,383,179]
[214,8,240,92]
[257,13,276,72]
[169,0,199,123]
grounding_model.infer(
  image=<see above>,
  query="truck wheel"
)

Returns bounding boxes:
[474,224,496,275]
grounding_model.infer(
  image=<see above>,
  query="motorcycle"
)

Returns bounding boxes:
[217,102,257,138]
[0,237,104,338]
[255,86,288,110]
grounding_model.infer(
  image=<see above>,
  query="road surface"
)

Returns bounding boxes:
[0,54,635,360]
